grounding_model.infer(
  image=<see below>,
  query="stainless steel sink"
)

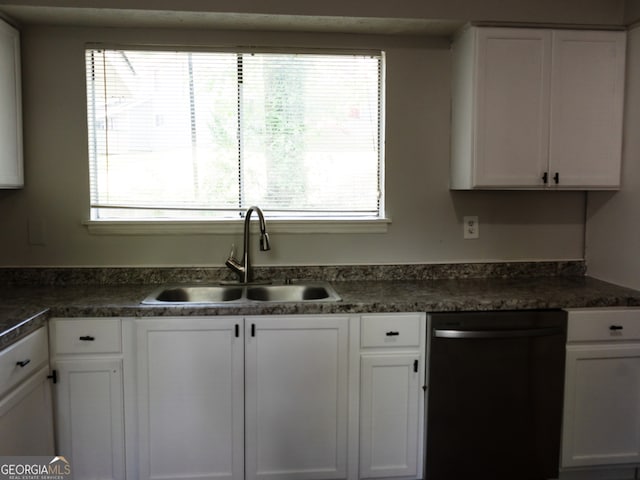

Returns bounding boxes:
[153,286,244,303]
[246,284,340,302]
[142,282,341,305]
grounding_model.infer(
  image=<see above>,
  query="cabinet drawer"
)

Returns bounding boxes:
[361,314,421,348]
[0,327,48,399]
[567,308,640,342]
[52,318,122,354]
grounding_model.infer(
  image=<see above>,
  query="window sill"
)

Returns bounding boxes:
[84,218,391,235]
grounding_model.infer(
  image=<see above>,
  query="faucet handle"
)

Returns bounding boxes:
[225,243,244,276]
[227,243,237,260]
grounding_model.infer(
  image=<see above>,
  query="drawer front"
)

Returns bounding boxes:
[361,314,421,348]
[567,308,640,342]
[0,327,49,398]
[52,318,122,354]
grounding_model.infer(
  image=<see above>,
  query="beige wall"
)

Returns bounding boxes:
[0,25,587,267]
[627,0,640,24]
[586,25,640,288]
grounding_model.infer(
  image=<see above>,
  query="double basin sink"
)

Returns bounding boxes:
[142,281,341,305]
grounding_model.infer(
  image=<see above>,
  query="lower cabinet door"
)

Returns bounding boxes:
[136,317,244,480]
[562,344,640,467]
[0,366,54,456]
[245,316,350,480]
[54,358,125,480]
[359,354,421,479]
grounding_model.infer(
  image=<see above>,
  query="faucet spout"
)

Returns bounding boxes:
[226,206,271,284]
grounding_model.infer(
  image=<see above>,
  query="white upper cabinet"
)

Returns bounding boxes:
[549,30,626,188]
[0,18,22,188]
[452,28,551,188]
[450,26,625,190]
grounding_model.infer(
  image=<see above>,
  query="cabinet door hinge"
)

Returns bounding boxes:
[47,370,58,384]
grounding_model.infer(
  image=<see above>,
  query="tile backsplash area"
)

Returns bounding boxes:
[0,261,586,286]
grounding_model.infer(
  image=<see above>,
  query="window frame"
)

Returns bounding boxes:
[83,44,389,234]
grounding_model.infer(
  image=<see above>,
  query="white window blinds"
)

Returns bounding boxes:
[86,47,384,220]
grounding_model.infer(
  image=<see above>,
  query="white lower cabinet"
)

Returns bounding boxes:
[359,355,421,479]
[50,313,426,480]
[245,316,350,480]
[0,366,55,455]
[564,345,640,467]
[561,308,640,479]
[0,326,54,456]
[358,314,426,480]
[136,315,350,480]
[50,318,126,480]
[136,317,244,480]
[54,359,125,479]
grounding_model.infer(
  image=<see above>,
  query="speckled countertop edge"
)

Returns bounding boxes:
[0,307,49,350]
[2,261,640,352]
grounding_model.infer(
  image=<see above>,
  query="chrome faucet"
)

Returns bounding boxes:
[225,206,271,283]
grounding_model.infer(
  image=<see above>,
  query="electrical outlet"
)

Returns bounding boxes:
[463,216,479,239]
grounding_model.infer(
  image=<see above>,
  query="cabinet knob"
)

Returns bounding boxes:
[79,335,95,341]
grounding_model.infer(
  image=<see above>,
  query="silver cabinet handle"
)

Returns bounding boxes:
[433,327,563,339]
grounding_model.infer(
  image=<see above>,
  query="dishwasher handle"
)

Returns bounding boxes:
[433,327,563,339]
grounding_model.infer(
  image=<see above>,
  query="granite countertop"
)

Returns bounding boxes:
[2,273,640,351]
[0,306,50,350]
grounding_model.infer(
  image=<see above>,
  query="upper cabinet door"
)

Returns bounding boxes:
[451,26,625,191]
[474,28,552,188]
[0,18,22,188]
[549,30,626,189]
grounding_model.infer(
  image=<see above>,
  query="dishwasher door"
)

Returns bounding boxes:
[425,310,567,480]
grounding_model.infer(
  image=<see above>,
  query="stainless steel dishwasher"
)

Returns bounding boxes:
[425,310,567,480]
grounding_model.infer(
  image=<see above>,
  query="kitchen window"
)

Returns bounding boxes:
[85,46,385,231]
